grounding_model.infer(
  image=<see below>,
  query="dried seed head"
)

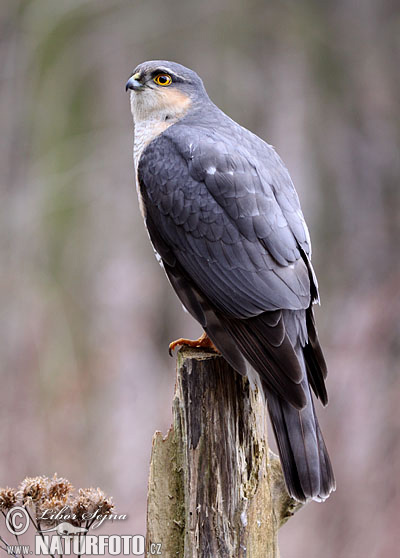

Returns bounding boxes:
[47,474,73,501]
[0,487,17,510]
[34,475,73,526]
[71,488,114,521]
[19,476,48,507]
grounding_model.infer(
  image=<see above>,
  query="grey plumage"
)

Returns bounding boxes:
[128,60,335,502]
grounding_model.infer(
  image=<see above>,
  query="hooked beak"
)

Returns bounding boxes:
[125,73,145,92]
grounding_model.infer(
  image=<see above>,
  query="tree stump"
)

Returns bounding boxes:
[146,347,302,558]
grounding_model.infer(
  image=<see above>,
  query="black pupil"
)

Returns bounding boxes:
[159,75,168,84]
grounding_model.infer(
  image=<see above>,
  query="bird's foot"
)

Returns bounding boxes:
[168,332,220,356]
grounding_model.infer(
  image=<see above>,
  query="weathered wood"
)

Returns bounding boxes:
[146,347,302,558]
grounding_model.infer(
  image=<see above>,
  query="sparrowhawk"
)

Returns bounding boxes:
[126,60,335,503]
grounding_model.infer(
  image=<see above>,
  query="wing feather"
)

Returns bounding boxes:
[138,133,311,317]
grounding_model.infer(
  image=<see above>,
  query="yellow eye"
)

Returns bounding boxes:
[154,74,172,86]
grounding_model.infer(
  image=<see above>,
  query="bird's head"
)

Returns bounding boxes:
[126,60,208,124]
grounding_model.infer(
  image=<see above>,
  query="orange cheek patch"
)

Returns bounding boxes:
[158,89,192,115]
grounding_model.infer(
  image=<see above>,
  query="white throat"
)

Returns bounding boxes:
[129,88,192,219]
[130,91,189,173]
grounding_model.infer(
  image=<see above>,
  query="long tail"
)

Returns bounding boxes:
[213,307,335,502]
[266,377,335,502]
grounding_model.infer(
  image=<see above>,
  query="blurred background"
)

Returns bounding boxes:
[1,0,399,556]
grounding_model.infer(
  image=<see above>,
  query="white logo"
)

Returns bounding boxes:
[40,522,88,536]
[5,506,30,535]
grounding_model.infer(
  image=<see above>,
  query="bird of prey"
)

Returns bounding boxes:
[126,60,335,503]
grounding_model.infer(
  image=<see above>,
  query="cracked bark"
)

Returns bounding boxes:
[146,347,302,558]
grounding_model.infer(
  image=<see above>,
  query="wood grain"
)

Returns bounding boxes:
[146,347,302,558]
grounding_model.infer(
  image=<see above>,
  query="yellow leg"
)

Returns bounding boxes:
[169,332,220,356]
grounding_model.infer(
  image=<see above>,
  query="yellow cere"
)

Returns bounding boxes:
[153,74,172,86]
